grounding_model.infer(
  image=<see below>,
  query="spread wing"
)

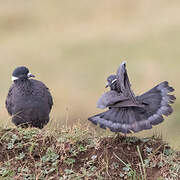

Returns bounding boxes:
[116,61,137,104]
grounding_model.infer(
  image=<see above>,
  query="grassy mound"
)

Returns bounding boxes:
[0,126,179,179]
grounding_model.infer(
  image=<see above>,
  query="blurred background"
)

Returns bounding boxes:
[0,0,179,149]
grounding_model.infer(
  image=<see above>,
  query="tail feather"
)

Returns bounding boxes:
[88,107,151,133]
[138,81,175,117]
[148,115,164,125]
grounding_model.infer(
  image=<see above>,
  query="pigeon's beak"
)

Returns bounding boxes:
[105,83,109,88]
[27,72,35,78]
[105,79,117,88]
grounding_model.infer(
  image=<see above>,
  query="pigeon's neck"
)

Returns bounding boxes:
[14,78,29,84]
[110,83,121,93]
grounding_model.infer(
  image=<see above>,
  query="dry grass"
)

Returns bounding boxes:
[0,1,179,149]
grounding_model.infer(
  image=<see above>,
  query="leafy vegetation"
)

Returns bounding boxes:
[0,126,179,179]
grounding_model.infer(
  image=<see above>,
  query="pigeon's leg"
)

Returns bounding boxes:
[114,132,118,139]
[113,132,119,140]
[115,132,125,139]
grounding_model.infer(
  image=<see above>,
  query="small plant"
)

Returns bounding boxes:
[41,147,59,163]
[145,146,153,153]
[20,128,37,139]
[144,159,150,168]
[164,147,174,156]
[64,158,76,166]
[7,134,19,149]
[0,166,15,178]
[78,144,87,152]
[15,152,25,160]
[17,167,34,179]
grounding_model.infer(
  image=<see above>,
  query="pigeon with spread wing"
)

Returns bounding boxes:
[88,61,176,133]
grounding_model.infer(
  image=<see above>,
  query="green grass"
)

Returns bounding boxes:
[0,1,179,150]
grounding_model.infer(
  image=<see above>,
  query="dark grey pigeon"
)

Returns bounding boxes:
[88,61,176,133]
[6,66,53,129]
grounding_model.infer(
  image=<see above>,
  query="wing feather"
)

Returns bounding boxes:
[116,61,137,104]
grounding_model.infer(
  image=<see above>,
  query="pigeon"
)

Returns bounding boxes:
[88,61,176,133]
[6,66,53,129]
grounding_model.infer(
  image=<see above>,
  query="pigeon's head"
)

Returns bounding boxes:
[106,75,117,90]
[12,66,35,82]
